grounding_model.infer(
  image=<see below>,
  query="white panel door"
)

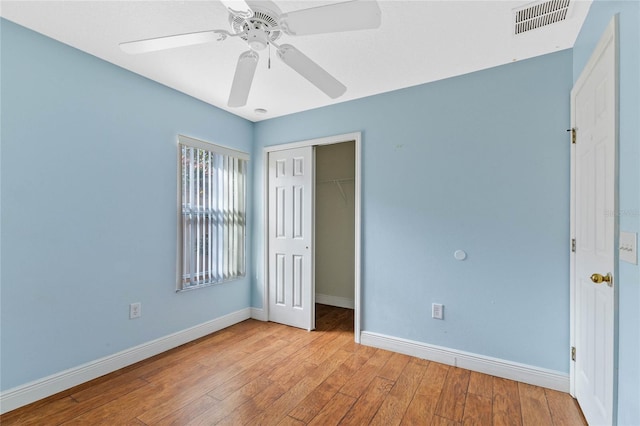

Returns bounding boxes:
[268,146,314,330]
[572,17,617,426]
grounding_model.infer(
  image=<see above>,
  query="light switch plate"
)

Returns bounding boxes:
[619,232,637,265]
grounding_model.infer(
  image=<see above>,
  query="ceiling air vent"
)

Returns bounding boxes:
[514,0,571,34]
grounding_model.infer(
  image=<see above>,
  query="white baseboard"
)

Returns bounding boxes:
[250,307,268,321]
[360,331,569,392]
[0,308,251,414]
[316,293,354,309]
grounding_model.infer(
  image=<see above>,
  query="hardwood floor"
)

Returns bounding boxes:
[1,305,586,425]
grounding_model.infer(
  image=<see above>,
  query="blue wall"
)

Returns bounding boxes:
[253,50,574,373]
[0,19,253,391]
[573,2,640,424]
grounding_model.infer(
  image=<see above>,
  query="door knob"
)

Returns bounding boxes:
[590,273,612,287]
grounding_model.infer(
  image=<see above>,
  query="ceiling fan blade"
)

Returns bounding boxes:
[228,50,259,107]
[279,0,381,36]
[219,0,253,19]
[277,44,346,99]
[120,30,219,54]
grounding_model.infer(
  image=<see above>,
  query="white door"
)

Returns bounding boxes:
[572,16,617,426]
[268,146,314,330]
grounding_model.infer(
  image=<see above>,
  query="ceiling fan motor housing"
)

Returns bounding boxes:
[230,0,283,49]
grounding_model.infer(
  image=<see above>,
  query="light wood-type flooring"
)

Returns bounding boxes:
[1,304,586,425]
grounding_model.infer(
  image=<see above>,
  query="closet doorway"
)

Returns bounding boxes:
[315,142,356,311]
[264,132,361,342]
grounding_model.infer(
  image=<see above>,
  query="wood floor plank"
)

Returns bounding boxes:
[288,349,372,423]
[401,361,450,425]
[369,358,427,426]
[377,352,412,381]
[340,339,378,355]
[1,305,586,426]
[435,367,471,422]
[188,330,288,371]
[462,393,492,425]
[0,396,81,426]
[212,377,288,425]
[287,380,338,423]
[207,336,310,400]
[545,389,587,426]
[61,382,180,425]
[519,382,553,426]
[217,322,336,395]
[338,349,394,398]
[493,377,523,426]
[267,331,348,386]
[431,414,462,425]
[148,395,219,426]
[339,376,395,425]
[307,392,357,426]
[237,347,353,425]
[70,374,149,404]
[278,415,306,425]
[181,376,282,425]
[4,332,233,425]
[305,331,353,366]
[131,356,254,425]
[272,359,320,388]
[181,338,290,394]
[468,371,493,398]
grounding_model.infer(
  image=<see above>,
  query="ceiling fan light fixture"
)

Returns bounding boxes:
[246,27,269,51]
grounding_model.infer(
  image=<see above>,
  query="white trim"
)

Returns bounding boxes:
[0,308,251,414]
[361,331,569,392]
[315,293,355,309]
[262,132,362,343]
[250,307,268,321]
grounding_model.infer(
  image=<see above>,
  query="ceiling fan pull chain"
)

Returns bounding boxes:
[268,43,271,69]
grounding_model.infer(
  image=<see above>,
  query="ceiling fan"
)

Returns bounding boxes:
[120,0,381,108]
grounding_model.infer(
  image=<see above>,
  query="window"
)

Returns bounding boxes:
[177,135,248,291]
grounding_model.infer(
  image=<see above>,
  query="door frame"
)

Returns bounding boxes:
[569,14,619,419]
[263,132,362,342]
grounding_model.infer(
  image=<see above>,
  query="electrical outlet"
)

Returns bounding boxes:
[432,303,444,320]
[130,302,141,319]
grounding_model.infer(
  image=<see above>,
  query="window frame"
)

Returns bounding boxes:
[176,134,249,292]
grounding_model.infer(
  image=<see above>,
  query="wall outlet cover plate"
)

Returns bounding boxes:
[619,232,637,265]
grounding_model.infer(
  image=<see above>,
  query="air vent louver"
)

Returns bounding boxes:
[514,0,571,34]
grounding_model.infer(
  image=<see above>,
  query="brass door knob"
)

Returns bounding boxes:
[590,273,612,287]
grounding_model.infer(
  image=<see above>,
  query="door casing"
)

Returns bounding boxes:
[263,132,362,341]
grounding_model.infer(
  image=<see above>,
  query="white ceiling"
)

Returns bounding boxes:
[1,0,591,122]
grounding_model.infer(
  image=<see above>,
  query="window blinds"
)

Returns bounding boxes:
[177,135,248,291]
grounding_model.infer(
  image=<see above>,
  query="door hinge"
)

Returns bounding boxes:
[571,238,576,252]
[571,128,576,144]
[571,346,576,361]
